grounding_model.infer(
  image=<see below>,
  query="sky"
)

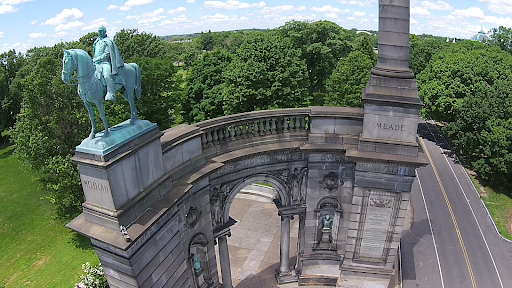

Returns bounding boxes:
[1,0,512,53]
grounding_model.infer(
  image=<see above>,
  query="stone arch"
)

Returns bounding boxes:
[222,172,290,222]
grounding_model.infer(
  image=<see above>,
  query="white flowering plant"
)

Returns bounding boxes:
[75,262,108,288]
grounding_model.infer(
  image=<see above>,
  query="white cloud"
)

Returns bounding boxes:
[200,13,250,23]
[410,18,418,24]
[186,0,195,2]
[311,5,344,13]
[354,11,366,16]
[29,32,47,39]
[0,32,4,38]
[410,7,430,17]
[168,7,186,14]
[261,5,305,14]
[421,1,453,11]
[53,31,67,38]
[483,15,512,28]
[326,12,337,19]
[337,0,374,7]
[2,0,33,4]
[119,0,153,11]
[107,4,118,10]
[43,8,84,26]
[204,0,266,10]
[0,4,17,14]
[159,14,191,26]
[124,0,153,7]
[478,0,512,16]
[82,18,108,30]
[30,20,37,25]
[452,7,484,19]
[126,8,166,25]
[55,20,84,31]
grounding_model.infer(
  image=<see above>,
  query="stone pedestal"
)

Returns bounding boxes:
[318,229,333,249]
[71,119,163,230]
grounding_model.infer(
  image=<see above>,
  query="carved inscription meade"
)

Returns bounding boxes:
[375,123,405,131]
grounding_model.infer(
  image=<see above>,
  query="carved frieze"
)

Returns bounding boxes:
[184,206,202,229]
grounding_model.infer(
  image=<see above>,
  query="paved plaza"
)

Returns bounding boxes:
[216,191,332,288]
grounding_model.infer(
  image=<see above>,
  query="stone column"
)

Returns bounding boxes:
[279,215,292,273]
[218,235,233,288]
[373,0,414,78]
[295,214,306,273]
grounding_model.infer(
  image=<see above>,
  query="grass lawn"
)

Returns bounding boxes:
[466,171,512,241]
[0,145,99,288]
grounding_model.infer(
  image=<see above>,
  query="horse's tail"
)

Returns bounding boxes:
[130,63,141,100]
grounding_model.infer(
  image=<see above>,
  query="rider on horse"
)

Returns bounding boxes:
[93,26,124,101]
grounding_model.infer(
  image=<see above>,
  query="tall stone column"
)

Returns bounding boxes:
[373,0,414,77]
[358,0,422,155]
[218,235,233,288]
[279,215,291,273]
[295,214,306,274]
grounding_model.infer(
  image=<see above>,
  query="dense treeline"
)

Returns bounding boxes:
[1,20,511,217]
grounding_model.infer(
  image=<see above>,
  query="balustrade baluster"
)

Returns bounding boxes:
[277,117,282,133]
[213,128,219,143]
[224,125,230,142]
[259,119,265,136]
[253,120,259,136]
[284,117,290,132]
[295,116,300,132]
[206,130,213,146]
[235,123,241,138]
[230,124,236,140]
[301,117,306,132]
[265,118,271,135]
[241,122,247,138]
[271,118,277,134]
[201,133,207,147]
[218,126,224,142]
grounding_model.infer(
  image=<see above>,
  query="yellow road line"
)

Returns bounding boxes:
[419,137,477,288]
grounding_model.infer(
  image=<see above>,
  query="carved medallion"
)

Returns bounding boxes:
[319,172,341,193]
[185,207,202,229]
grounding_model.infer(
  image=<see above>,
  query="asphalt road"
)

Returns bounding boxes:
[401,122,512,288]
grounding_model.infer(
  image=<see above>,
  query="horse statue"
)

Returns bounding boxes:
[61,49,141,139]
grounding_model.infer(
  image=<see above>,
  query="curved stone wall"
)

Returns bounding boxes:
[68,106,426,288]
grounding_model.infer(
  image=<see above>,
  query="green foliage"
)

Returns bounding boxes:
[324,51,374,108]
[0,50,25,138]
[129,56,184,129]
[352,33,377,63]
[419,40,512,185]
[183,49,233,123]
[410,36,449,75]
[487,26,512,56]
[114,29,170,60]
[277,20,354,96]
[76,262,108,288]
[43,155,84,219]
[0,145,99,287]
[199,30,214,51]
[10,53,89,217]
[223,32,309,115]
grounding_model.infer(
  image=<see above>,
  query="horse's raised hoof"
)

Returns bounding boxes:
[88,132,95,140]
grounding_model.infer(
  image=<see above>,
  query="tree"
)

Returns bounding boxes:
[113,29,169,60]
[409,36,449,75]
[183,49,233,123]
[223,32,308,115]
[277,20,353,96]
[487,26,512,56]
[0,50,25,138]
[199,30,214,52]
[418,40,512,186]
[324,51,374,108]
[11,55,89,217]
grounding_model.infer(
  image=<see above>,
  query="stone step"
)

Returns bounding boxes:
[236,184,278,203]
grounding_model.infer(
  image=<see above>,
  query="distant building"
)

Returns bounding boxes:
[471,29,489,42]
